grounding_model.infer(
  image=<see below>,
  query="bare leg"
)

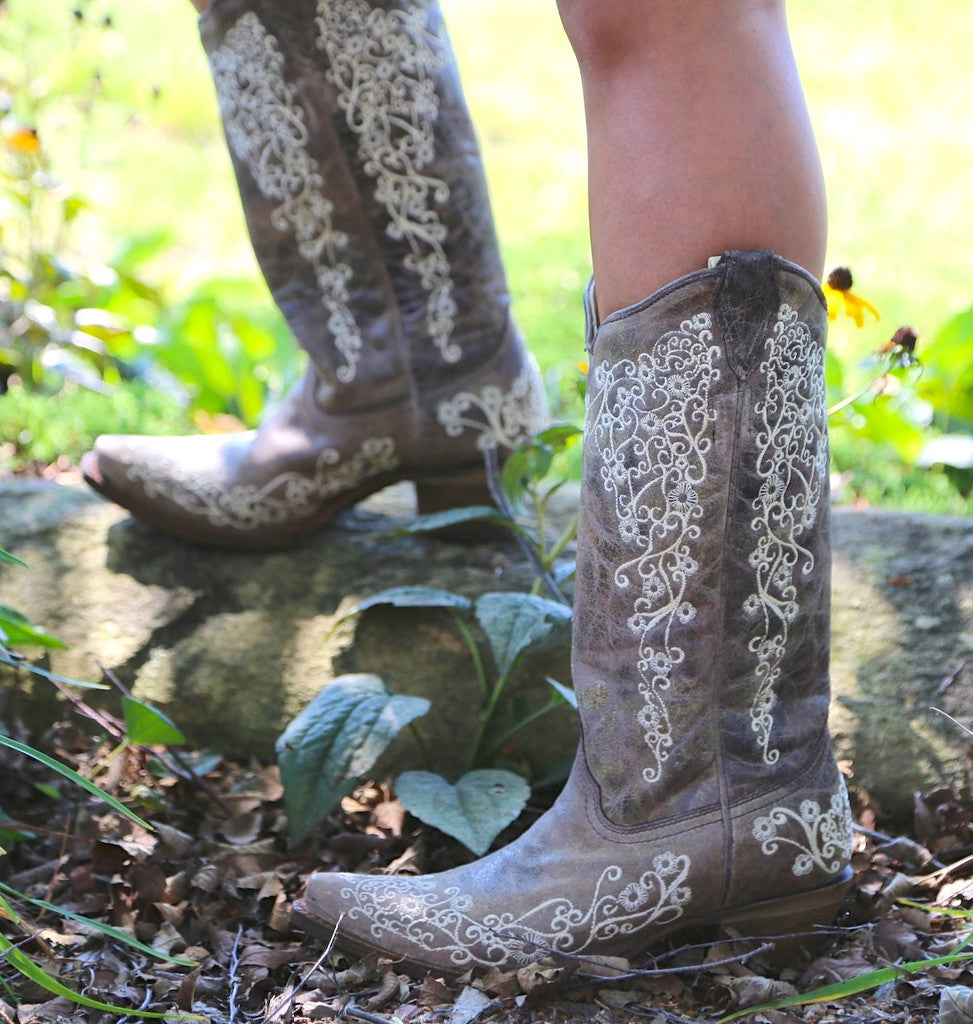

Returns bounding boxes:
[187,0,208,12]
[557,0,826,317]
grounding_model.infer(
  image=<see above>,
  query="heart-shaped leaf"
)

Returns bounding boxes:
[123,696,186,746]
[394,769,530,856]
[276,674,430,845]
[475,592,572,678]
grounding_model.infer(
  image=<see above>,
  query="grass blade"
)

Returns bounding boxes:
[0,735,151,830]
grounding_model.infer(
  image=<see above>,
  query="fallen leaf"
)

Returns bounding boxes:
[448,985,492,1024]
[940,985,973,1024]
[723,975,798,1009]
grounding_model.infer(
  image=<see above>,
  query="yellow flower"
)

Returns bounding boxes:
[4,125,40,155]
[823,267,879,327]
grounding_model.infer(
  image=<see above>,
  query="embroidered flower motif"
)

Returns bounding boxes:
[315,0,459,364]
[337,856,692,968]
[752,786,853,877]
[589,319,721,783]
[435,370,546,450]
[743,303,828,763]
[210,13,364,382]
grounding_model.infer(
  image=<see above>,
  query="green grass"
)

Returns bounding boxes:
[2,0,972,507]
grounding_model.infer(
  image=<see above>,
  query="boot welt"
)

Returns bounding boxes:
[289,866,853,978]
[81,453,502,552]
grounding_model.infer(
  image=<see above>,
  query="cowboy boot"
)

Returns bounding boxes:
[81,0,544,550]
[292,251,853,974]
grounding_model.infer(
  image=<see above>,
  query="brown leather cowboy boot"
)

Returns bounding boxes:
[292,251,853,974]
[81,0,544,549]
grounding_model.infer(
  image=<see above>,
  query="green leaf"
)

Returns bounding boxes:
[717,947,973,1022]
[395,769,530,856]
[475,592,573,678]
[391,505,518,537]
[0,548,29,569]
[547,677,578,710]
[276,674,430,845]
[122,696,186,746]
[0,735,151,830]
[0,932,200,1018]
[0,648,109,689]
[0,603,66,649]
[329,586,473,636]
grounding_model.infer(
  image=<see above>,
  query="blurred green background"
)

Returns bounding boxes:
[1,0,971,512]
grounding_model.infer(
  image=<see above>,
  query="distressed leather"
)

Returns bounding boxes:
[82,0,544,548]
[294,253,852,972]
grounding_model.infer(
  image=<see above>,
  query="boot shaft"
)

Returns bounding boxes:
[200,0,514,406]
[573,251,832,826]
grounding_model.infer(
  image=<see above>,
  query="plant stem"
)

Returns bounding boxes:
[483,695,565,760]
[449,609,489,700]
[407,721,435,773]
[467,669,512,772]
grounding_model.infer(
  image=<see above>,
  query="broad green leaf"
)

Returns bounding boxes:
[0,880,196,966]
[395,769,530,856]
[276,674,430,845]
[122,696,186,746]
[329,586,473,636]
[0,603,65,649]
[391,505,519,537]
[475,592,573,677]
[0,735,151,830]
[0,932,200,1018]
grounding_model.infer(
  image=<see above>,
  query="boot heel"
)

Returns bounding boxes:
[718,869,852,966]
[414,466,495,515]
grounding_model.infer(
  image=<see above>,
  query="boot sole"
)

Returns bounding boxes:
[81,454,502,552]
[289,867,852,978]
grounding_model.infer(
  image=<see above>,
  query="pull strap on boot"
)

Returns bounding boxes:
[293,253,852,974]
[82,0,544,549]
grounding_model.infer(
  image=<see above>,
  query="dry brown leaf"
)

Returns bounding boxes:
[175,965,202,1012]
[723,975,798,1009]
[940,985,973,1024]
[239,943,304,969]
[218,811,263,845]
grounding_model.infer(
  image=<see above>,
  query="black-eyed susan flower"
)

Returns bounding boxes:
[823,267,880,327]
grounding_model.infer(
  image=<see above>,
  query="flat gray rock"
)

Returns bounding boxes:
[1,478,970,820]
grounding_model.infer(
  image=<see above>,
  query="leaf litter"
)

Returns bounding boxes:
[2,722,973,1023]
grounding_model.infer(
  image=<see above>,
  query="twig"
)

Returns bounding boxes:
[931,706,973,739]
[344,1006,398,1024]
[227,924,244,1024]
[264,914,345,1024]
[936,661,967,696]
[483,447,569,607]
[114,985,155,1024]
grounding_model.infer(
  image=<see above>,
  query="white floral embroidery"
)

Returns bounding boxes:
[339,854,691,968]
[435,370,545,451]
[744,303,828,763]
[127,438,398,531]
[315,0,458,364]
[752,786,853,877]
[588,315,721,783]
[210,13,364,382]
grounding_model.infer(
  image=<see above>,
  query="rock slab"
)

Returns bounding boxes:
[1,478,970,820]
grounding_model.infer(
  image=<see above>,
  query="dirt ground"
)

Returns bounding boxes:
[1,695,973,1024]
